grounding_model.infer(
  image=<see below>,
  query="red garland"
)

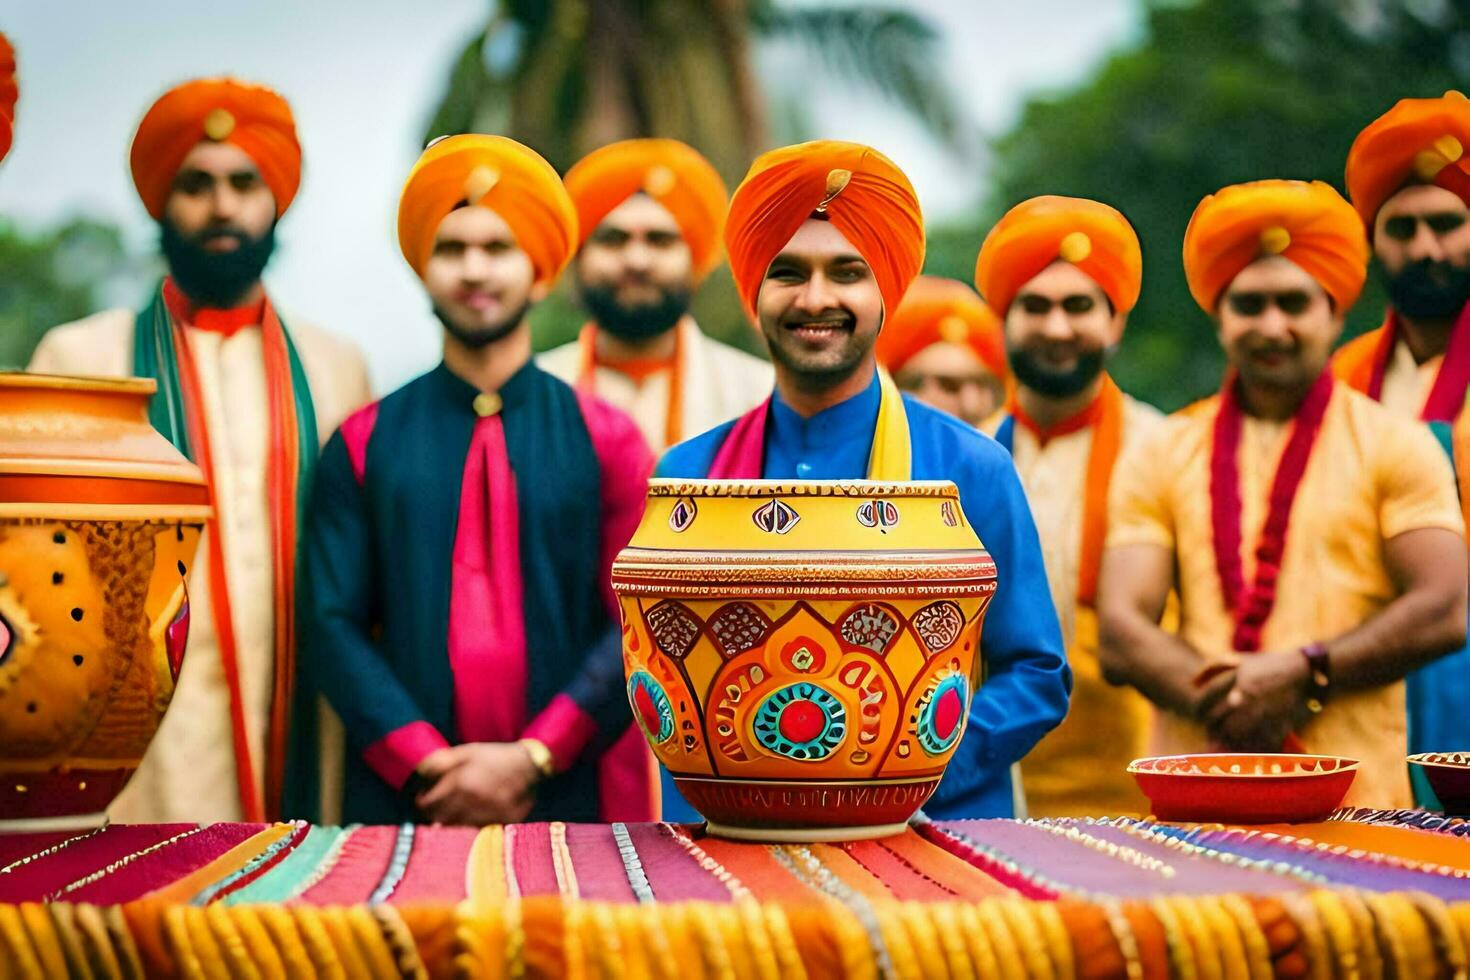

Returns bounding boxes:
[1210,370,1335,652]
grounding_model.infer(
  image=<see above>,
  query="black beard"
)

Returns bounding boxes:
[579,281,692,340]
[432,301,530,350]
[1386,258,1470,320]
[1007,344,1109,398]
[159,221,275,308]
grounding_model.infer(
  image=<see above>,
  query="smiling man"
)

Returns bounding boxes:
[1333,92,1470,799]
[974,196,1160,817]
[292,135,653,825]
[657,140,1070,821]
[1099,180,1466,807]
[539,139,771,453]
[28,78,371,825]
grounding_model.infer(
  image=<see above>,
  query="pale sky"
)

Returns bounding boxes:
[0,1,1140,393]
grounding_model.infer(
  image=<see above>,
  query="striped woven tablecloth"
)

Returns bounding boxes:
[0,808,1467,977]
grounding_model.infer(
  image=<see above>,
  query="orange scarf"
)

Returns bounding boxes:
[575,321,684,448]
[160,284,305,822]
[1007,374,1124,606]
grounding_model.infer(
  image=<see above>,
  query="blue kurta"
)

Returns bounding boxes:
[657,371,1071,819]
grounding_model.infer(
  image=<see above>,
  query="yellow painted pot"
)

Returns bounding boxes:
[0,373,209,832]
[611,479,996,840]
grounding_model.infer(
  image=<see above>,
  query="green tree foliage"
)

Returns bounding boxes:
[0,217,133,370]
[931,0,1470,410]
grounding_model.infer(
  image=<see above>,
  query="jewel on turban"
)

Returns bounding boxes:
[0,34,15,165]
[564,138,728,280]
[1183,179,1368,313]
[397,134,578,286]
[723,140,924,320]
[130,78,301,220]
[974,195,1142,317]
[1346,91,1470,230]
[876,276,1009,382]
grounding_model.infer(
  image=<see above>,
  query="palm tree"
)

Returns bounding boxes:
[423,0,966,181]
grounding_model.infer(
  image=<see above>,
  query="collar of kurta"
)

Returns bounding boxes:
[1336,301,1470,423]
[431,358,541,416]
[709,367,911,480]
[162,277,266,338]
[769,369,884,450]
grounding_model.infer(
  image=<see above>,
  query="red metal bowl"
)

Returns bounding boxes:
[1408,752,1470,816]
[1128,753,1359,824]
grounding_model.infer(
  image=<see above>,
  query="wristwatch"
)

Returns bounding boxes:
[518,737,556,780]
[1298,642,1331,714]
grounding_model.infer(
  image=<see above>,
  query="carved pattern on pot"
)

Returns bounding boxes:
[855,499,900,531]
[668,497,697,533]
[837,603,900,654]
[913,600,965,653]
[708,602,772,657]
[752,498,800,534]
[645,601,702,660]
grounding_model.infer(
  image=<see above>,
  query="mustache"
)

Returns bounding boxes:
[781,312,854,327]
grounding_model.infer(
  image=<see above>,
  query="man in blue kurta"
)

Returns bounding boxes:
[289,135,654,825]
[657,140,1071,819]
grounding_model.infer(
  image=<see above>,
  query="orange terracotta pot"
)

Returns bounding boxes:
[0,373,209,832]
[612,479,996,841]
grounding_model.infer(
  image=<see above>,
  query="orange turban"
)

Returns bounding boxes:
[974,196,1142,316]
[875,276,1008,381]
[1183,179,1368,313]
[724,140,924,320]
[130,78,300,221]
[0,33,15,165]
[397,134,578,286]
[1346,91,1470,230]
[564,139,728,280]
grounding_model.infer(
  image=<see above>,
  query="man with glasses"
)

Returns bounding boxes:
[972,196,1162,817]
[874,276,1010,428]
[1100,180,1465,808]
[1334,92,1470,799]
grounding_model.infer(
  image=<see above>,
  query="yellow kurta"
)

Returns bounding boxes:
[1002,395,1161,817]
[28,308,371,822]
[539,317,771,454]
[1107,384,1463,807]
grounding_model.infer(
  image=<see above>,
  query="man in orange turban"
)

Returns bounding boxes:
[1335,92,1470,802]
[1101,179,1465,809]
[656,140,1070,826]
[295,135,654,826]
[973,195,1159,818]
[540,139,770,453]
[874,275,1008,427]
[29,78,371,827]
[0,33,15,166]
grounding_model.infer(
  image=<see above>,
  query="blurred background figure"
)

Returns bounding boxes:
[539,139,771,453]
[976,196,1158,818]
[875,275,1008,427]
[1334,91,1470,806]
[27,78,371,826]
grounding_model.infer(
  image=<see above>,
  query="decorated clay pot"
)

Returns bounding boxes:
[0,373,208,832]
[612,479,996,841]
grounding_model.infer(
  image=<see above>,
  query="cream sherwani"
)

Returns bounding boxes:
[28,308,371,822]
[996,395,1163,817]
[539,317,772,454]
